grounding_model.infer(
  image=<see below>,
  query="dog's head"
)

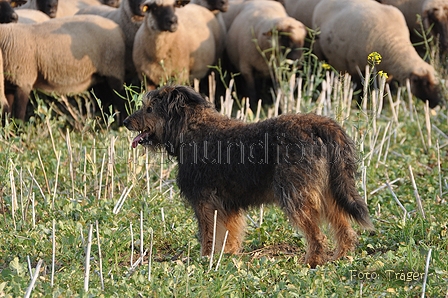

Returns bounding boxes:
[123,85,211,154]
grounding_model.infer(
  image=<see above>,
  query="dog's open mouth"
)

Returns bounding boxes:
[131,131,153,148]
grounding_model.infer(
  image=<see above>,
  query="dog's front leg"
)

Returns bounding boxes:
[193,202,246,256]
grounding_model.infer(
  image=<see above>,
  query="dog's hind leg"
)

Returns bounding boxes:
[193,201,246,256]
[325,198,358,261]
[276,185,328,268]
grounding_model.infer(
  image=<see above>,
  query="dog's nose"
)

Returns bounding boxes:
[123,117,130,128]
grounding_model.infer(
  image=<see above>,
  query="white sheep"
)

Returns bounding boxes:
[133,0,223,88]
[19,0,102,18]
[225,0,307,105]
[313,0,443,108]
[378,0,448,54]
[190,0,229,68]
[16,9,50,23]
[190,0,228,13]
[282,0,322,29]
[76,0,146,83]
[0,14,126,120]
[221,0,244,31]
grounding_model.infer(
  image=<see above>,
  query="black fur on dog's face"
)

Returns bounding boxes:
[123,85,211,153]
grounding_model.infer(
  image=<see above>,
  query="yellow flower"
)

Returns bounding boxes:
[322,63,331,70]
[378,70,388,79]
[367,52,382,65]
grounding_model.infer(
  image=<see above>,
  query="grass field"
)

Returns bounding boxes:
[1,53,448,297]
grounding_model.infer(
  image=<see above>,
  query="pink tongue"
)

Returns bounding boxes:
[132,134,144,148]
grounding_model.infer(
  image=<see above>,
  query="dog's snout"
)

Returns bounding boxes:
[123,117,130,129]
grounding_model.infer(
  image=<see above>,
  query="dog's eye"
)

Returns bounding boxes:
[147,107,153,113]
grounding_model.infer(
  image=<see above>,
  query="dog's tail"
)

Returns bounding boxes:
[317,123,374,230]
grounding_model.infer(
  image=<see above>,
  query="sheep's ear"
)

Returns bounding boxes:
[142,3,151,13]
[174,0,187,8]
[142,1,157,12]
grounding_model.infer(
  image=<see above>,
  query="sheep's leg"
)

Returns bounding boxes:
[93,80,127,123]
[14,87,30,121]
[2,93,13,117]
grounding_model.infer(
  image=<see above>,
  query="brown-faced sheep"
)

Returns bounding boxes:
[0,14,126,120]
[76,0,146,83]
[313,0,443,108]
[16,9,50,23]
[19,0,102,17]
[0,0,18,23]
[225,0,306,106]
[133,0,224,88]
[378,0,448,54]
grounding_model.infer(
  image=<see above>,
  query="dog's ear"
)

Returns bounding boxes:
[162,85,207,112]
[173,86,206,106]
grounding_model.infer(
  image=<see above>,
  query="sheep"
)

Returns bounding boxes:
[221,0,244,31]
[313,0,443,108]
[19,0,102,18]
[76,0,147,83]
[132,0,224,89]
[16,9,50,23]
[16,0,58,18]
[190,0,228,13]
[0,14,126,121]
[0,0,18,23]
[282,0,322,29]
[378,0,448,54]
[190,0,229,65]
[225,0,307,106]
[11,0,27,7]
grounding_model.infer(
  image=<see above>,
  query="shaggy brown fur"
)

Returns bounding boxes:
[124,85,374,268]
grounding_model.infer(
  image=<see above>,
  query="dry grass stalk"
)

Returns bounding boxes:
[24,259,44,298]
[409,165,425,219]
[215,230,229,271]
[148,227,154,281]
[209,210,218,271]
[84,224,93,293]
[96,220,104,290]
[51,219,56,287]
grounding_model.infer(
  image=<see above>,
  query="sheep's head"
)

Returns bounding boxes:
[422,0,448,53]
[0,0,18,23]
[262,18,307,63]
[410,68,444,108]
[37,0,58,18]
[142,0,178,32]
[190,0,229,13]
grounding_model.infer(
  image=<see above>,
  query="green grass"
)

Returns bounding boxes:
[1,58,448,297]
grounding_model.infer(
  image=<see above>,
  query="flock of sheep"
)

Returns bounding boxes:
[0,0,445,123]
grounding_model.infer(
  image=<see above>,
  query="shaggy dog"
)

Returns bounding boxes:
[124,85,373,268]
